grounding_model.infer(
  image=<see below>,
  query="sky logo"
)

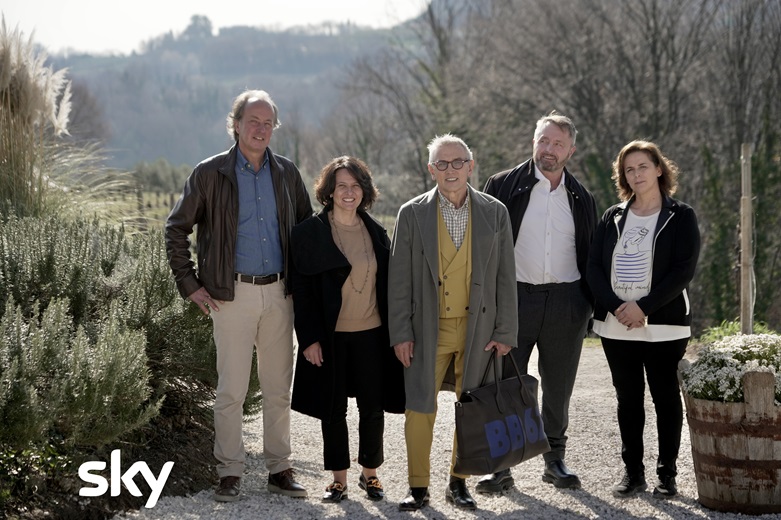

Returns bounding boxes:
[78,449,174,508]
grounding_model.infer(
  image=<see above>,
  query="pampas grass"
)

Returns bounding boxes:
[1,16,136,223]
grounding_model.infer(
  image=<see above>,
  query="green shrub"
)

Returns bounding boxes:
[0,300,70,446]
[0,215,235,514]
[697,319,776,345]
[0,298,161,448]
[0,216,228,445]
[59,301,162,447]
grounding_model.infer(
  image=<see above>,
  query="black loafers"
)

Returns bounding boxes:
[445,477,477,510]
[399,487,429,511]
[322,481,348,503]
[476,468,515,493]
[542,459,582,489]
[359,473,384,501]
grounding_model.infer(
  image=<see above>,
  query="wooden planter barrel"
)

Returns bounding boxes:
[683,371,781,514]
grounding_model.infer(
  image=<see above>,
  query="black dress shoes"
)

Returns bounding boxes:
[399,487,429,511]
[475,468,515,493]
[445,477,477,510]
[542,459,582,489]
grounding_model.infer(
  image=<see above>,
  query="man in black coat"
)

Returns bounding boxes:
[480,112,597,492]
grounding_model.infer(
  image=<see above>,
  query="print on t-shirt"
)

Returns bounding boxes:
[615,226,651,284]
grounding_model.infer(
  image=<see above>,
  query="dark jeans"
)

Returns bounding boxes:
[505,281,591,462]
[322,327,385,471]
[601,336,689,478]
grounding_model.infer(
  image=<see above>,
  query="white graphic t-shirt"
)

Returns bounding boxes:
[612,212,655,302]
[593,209,690,341]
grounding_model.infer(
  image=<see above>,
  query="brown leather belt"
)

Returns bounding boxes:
[235,272,283,285]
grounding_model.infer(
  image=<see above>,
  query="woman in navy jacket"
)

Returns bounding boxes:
[290,156,404,503]
[586,140,700,500]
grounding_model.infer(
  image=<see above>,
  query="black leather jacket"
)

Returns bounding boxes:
[483,159,598,300]
[165,144,313,300]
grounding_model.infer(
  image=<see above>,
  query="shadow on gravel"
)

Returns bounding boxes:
[495,490,599,519]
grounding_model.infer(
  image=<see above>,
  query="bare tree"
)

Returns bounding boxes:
[345,1,480,195]
[695,0,781,328]
[466,0,721,202]
[417,0,781,331]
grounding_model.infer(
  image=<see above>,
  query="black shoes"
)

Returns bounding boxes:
[445,477,477,510]
[399,487,430,511]
[359,473,385,501]
[653,474,677,497]
[476,468,515,493]
[542,459,582,489]
[612,471,648,498]
[322,481,348,502]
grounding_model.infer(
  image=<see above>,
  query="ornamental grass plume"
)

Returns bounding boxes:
[0,17,70,218]
[0,18,70,136]
[1,16,135,223]
[680,333,781,404]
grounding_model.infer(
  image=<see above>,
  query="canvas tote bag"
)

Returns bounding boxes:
[454,352,550,475]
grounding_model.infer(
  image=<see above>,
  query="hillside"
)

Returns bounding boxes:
[50,18,397,170]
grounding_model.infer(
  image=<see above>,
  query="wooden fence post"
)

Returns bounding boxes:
[740,143,753,334]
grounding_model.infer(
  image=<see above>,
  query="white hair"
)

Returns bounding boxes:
[427,134,473,163]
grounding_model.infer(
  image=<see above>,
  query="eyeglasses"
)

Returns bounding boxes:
[431,159,470,171]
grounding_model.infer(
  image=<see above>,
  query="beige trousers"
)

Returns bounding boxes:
[210,279,295,478]
[405,316,469,488]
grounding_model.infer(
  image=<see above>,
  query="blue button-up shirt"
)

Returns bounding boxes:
[234,148,284,276]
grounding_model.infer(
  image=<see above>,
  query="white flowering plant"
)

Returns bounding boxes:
[680,333,781,405]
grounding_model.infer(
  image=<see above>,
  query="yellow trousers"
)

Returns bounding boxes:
[405,316,468,487]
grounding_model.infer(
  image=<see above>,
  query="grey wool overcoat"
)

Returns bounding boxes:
[388,185,518,414]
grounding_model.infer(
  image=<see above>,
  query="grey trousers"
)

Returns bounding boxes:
[504,281,591,463]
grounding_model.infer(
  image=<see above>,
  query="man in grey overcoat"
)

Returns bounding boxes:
[388,134,518,512]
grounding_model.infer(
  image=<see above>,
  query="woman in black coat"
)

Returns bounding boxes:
[290,156,405,503]
[586,140,700,500]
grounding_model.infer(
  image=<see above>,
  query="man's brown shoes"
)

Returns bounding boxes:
[213,476,241,502]
[268,468,308,498]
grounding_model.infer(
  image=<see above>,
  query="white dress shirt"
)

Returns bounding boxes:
[514,166,580,284]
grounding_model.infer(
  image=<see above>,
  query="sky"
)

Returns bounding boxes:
[1,0,426,55]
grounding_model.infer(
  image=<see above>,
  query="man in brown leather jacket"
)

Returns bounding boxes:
[165,89,313,502]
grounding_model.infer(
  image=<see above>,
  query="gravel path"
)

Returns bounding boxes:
[114,343,781,519]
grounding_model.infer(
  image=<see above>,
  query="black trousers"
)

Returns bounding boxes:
[505,281,591,461]
[322,326,385,471]
[601,336,689,478]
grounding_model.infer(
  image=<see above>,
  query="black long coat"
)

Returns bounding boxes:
[290,208,405,422]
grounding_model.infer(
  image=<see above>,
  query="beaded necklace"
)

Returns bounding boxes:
[330,212,371,294]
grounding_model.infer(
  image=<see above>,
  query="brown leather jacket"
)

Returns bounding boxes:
[165,144,313,301]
